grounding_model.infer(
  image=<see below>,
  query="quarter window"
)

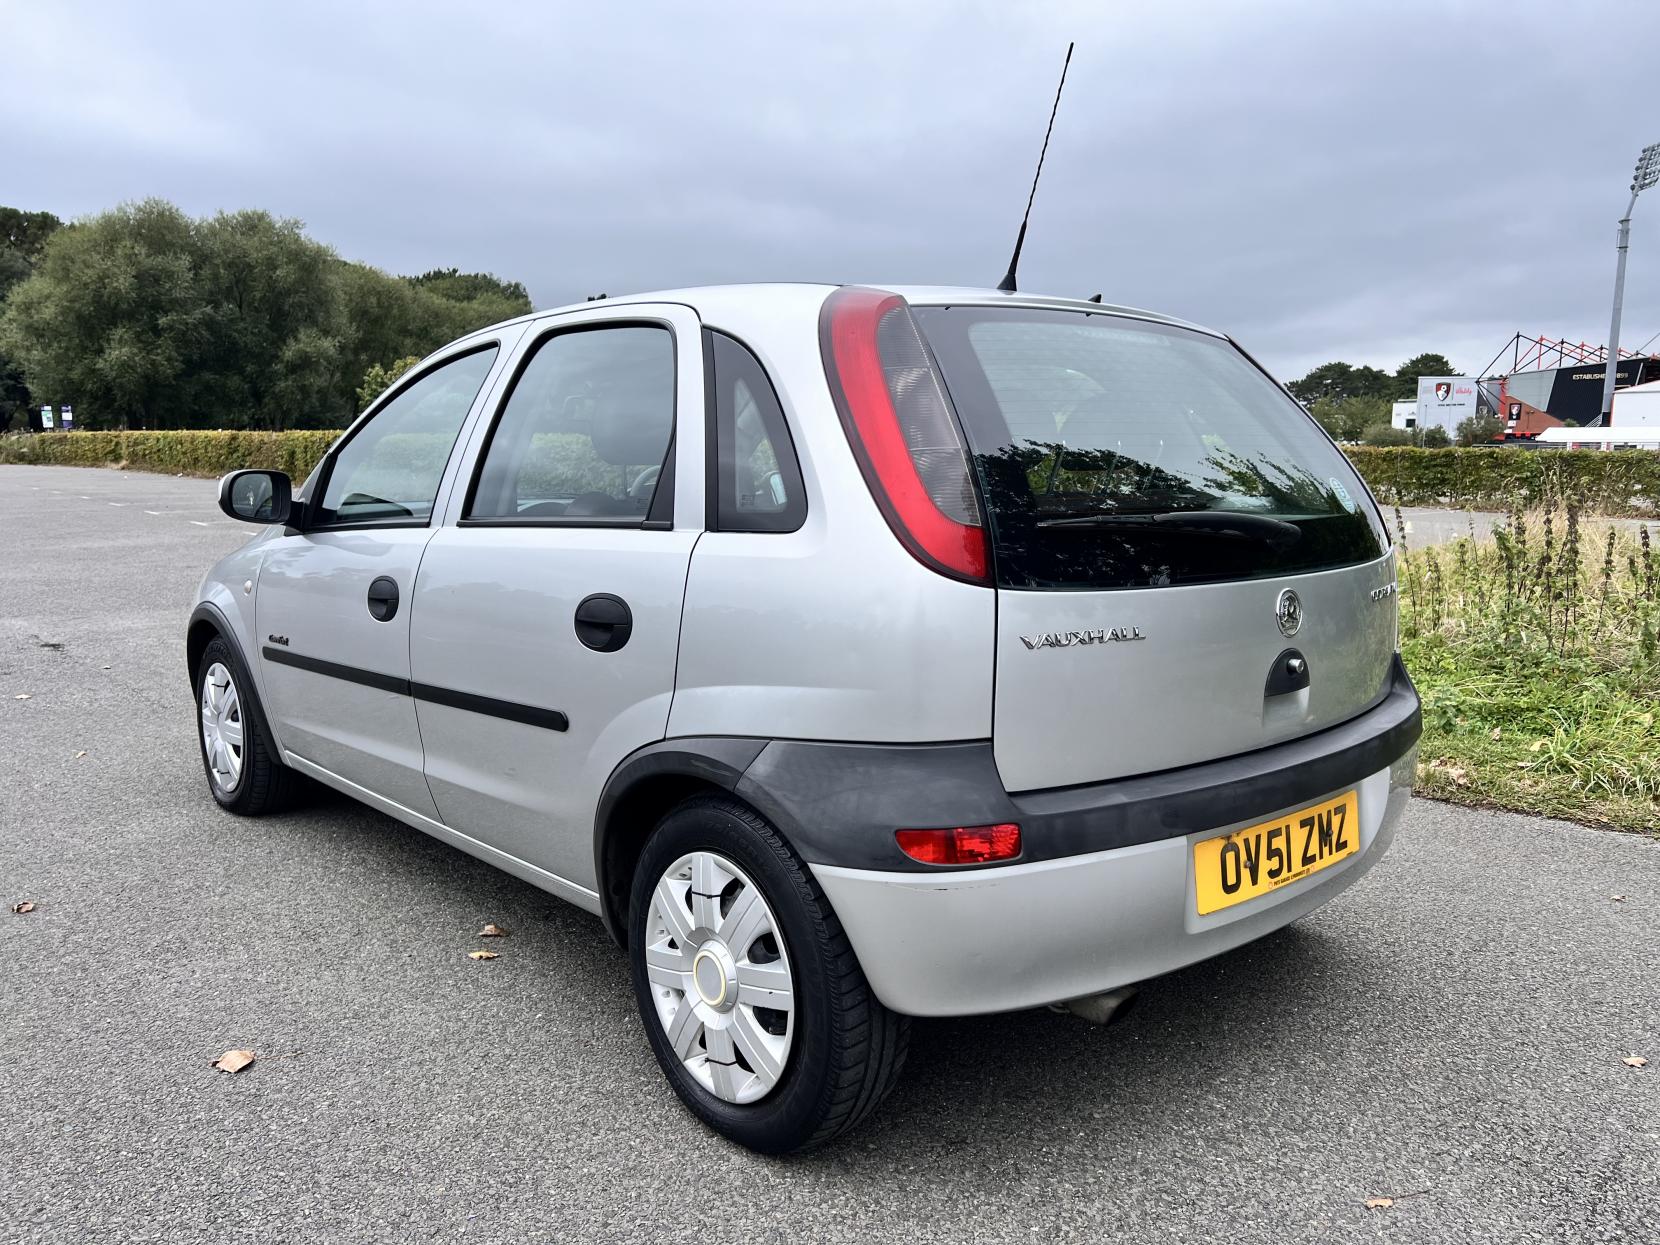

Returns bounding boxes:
[468,325,675,522]
[314,347,498,526]
[709,332,805,532]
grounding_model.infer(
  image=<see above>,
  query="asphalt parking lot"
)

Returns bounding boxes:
[2,463,1657,1244]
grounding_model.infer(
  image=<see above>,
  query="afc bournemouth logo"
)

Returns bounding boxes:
[1434,382,1453,402]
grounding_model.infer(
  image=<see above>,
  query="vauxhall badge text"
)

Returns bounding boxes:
[1019,626,1146,650]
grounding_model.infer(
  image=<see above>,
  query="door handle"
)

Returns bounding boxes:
[367,576,400,622]
[574,594,632,652]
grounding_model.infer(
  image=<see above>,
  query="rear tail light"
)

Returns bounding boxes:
[821,286,990,583]
[895,823,1022,866]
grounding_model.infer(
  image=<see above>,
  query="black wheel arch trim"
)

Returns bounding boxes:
[592,737,769,943]
[594,655,1421,940]
[187,601,243,687]
[187,602,287,759]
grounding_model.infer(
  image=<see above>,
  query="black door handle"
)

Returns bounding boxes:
[367,576,400,622]
[574,594,632,652]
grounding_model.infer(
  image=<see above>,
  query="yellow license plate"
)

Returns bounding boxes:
[1193,791,1359,916]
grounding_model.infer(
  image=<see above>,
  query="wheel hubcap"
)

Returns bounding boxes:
[199,662,245,792]
[644,850,795,1105]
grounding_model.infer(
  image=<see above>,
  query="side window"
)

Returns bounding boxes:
[709,332,805,532]
[315,347,498,526]
[468,325,675,523]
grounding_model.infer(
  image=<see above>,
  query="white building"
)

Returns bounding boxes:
[1611,377,1660,429]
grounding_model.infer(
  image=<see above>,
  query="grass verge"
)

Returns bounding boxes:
[1399,506,1660,834]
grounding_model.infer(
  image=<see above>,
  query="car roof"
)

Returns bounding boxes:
[457,283,1224,347]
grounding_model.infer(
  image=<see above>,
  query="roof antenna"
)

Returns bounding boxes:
[997,42,1074,294]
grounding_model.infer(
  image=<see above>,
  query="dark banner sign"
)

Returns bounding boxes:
[1548,360,1648,426]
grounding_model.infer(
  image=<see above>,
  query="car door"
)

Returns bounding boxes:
[256,338,515,818]
[409,305,703,901]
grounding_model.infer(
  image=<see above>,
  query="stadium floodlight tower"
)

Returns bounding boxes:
[1599,141,1660,425]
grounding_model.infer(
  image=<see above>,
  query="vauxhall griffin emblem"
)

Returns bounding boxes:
[1275,589,1303,638]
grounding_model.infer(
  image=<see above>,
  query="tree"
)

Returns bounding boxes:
[357,355,421,410]
[0,206,64,425]
[0,199,533,430]
[1392,352,1457,400]
[0,207,64,297]
[1288,361,1393,405]
[1455,413,1504,446]
[191,209,347,429]
[1420,425,1451,449]
[1309,395,1389,441]
[406,267,531,310]
[1361,422,1413,446]
[0,199,202,429]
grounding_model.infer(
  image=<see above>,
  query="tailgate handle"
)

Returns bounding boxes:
[1264,648,1309,697]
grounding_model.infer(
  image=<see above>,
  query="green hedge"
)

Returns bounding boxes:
[0,430,340,480]
[5,432,1660,518]
[1345,447,1660,517]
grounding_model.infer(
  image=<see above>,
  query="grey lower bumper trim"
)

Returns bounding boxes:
[735,655,1420,872]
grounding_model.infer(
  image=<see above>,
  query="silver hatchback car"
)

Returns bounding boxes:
[191,284,1420,1152]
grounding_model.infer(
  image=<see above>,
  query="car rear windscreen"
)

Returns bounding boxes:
[913,306,1387,591]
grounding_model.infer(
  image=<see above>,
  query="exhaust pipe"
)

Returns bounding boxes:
[1049,986,1138,1027]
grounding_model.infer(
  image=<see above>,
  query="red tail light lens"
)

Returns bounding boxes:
[821,286,989,583]
[895,823,1022,866]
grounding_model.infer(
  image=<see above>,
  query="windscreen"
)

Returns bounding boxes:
[913,306,1387,591]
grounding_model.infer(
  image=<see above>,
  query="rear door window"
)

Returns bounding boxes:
[466,325,675,524]
[914,306,1386,590]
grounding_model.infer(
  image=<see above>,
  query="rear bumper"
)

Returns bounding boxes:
[813,747,1415,1016]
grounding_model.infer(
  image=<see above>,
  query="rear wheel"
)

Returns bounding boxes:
[196,637,295,815]
[628,796,908,1153]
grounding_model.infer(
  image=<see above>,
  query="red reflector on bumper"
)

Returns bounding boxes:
[895,823,1021,866]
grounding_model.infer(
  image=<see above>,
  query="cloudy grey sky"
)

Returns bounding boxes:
[6,0,1657,380]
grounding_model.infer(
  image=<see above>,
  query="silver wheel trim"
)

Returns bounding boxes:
[199,661,245,792]
[645,850,795,1105]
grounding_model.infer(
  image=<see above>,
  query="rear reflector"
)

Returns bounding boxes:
[895,823,1022,866]
[821,286,989,583]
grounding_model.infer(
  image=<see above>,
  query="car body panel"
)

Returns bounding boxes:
[992,550,1399,791]
[669,285,994,742]
[255,527,441,817]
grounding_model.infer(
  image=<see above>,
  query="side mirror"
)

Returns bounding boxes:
[218,469,293,525]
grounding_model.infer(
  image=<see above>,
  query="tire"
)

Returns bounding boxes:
[628,795,909,1154]
[195,636,296,815]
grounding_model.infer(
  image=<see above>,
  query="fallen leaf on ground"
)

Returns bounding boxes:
[478,923,508,937]
[1364,1189,1428,1211]
[1611,894,1625,902]
[14,693,31,700]
[1528,738,1547,752]
[212,1049,256,1074]
[467,950,499,961]
[73,750,87,759]
[1490,727,1501,741]
[1623,1055,1648,1068]
[11,901,36,914]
